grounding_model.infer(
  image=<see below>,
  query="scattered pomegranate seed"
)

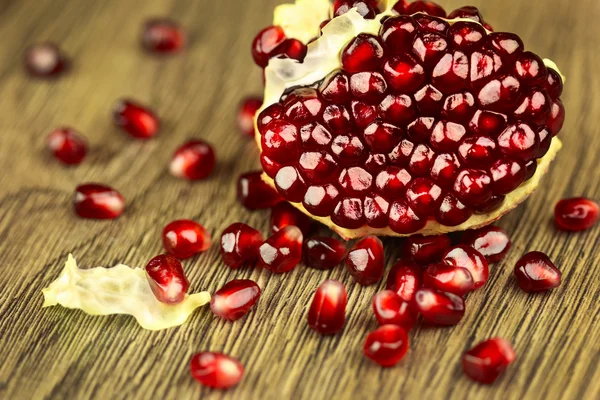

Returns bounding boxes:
[145,254,189,304]
[415,288,465,325]
[270,202,312,236]
[237,97,262,138]
[141,19,186,53]
[258,226,303,273]
[304,237,347,269]
[346,235,385,286]
[307,279,347,335]
[462,226,511,263]
[442,245,489,289]
[372,290,418,331]
[402,234,451,265]
[252,25,287,67]
[73,183,125,220]
[169,139,216,181]
[162,220,211,259]
[211,279,261,321]
[423,264,474,296]
[46,127,87,165]
[363,325,409,367]
[237,171,283,209]
[190,352,244,389]
[514,251,561,292]
[220,223,263,269]
[113,99,159,139]
[554,197,599,232]
[386,259,422,303]
[24,43,68,78]
[462,338,516,384]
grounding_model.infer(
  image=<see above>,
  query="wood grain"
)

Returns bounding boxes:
[0,0,599,399]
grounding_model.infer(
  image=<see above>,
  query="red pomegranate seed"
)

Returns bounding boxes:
[211,279,261,321]
[319,70,351,104]
[170,139,216,181]
[406,1,447,17]
[372,290,418,331]
[334,1,377,19]
[423,264,474,296]
[380,16,417,54]
[46,127,87,165]
[346,235,385,286]
[237,171,283,209]
[272,39,308,62]
[341,33,385,73]
[73,183,125,220]
[392,0,409,14]
[190,352,243,389]
[544,68,564,99]
[402,234,451,265]
[271,202,312,236]
[383,54,426,93]
[453,169,493,207]
[162,220,211,259]
[24,43,68,77]
[514,251,561,292]
[547,100,565,136]
[436,192,473,226]
[113,99,159,139]
[363,325,409,367]
[220,223,264,269]
[304,237,347,269]
[275,166,307,202]
[307,279,347,335]
[554,197,599,231]
[386,259,421,303]
[258,226,303,273]
[462,226,511,263]
[238,97,262,138]
[414,288,465,325]
[252,25,286,68]
[141,19,185,53]
[303,184,340,217]
[442,245,489,289]
[489,158,527,195]
[145,254,189,304]
[389,199,427,234]
[462,338,516,384]
[448,6,483,22]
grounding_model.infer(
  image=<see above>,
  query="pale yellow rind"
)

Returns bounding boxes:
[42,254,211,331]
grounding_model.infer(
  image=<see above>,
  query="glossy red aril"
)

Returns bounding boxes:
[113,99,159,139]
[462,226,511,263]
[442,245,489,289]
[211,279,260,321]
[24,43,68,77]
[307,279,347,335]
[386,259,421,303]
[372,290,418,331]
[162,220,211,259]
[363,325,409,367]
[346,235,385,286]
[145,255,189,304]
[190,352,243,389]
[304,237,347,269]
[73,183,125,220]
[423,264,474,296]
[237,171,283,209]
[414,288,465,325]
[238,97,262,138]
[514,251,561,292]
[252,25,286,67]
[220,223,263,269]
[142,19,185,53]
[341,34,385,73]
[334,1,377,19]
[170,139,216,180]
[462,338,516,384]
[554,197,599,231]
[270,202,312,236]
[258,226,303,273]
[46,127,87,165]
[406,1,447,18]
[448,6,483,23]
[402,234,451,265]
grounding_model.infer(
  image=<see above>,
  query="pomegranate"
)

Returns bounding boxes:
[462,338,516,384]
[211,280,261,321]
[24,43,68,77]
[237,171,283,209]
[307,279,347,334]
[190,352,244,389]
[303,236,347,269]
[423,263,474,296]
[554,197,599,232]
[363,324,409,367]
[46,127,87,165]
[462,225,511,262]
[142,19,186,53]
[145,254,189,304]
[345,235,385,285]
[169,140,216,181]
[402,234,451,265]
[386,258,422,303]
[238,97,263,138]
[258,226,303,273]
[162,220,211,259]
[442,245,489,289]
[414,288,465,325]
[220,223,264,269]
[73,184,125,220]
[270,202,312,236]
[372,290,418,331]
[113,99,159,139]
[514,251,561,292]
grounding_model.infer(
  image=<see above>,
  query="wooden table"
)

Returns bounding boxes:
[0,0,598,398]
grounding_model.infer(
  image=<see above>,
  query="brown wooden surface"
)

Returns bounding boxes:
[0,0,599,399]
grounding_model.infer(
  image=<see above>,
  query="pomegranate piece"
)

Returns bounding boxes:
[462,226,511,263]
[258,226,303,273]
[141,19,185,53]
[304,237,347,269]
[46,127,87,165]
[24,43,68,77]
[363,325,409,367]
[307,279,347,335]
[341,34,385,73]
[169,140,216,181]
[386,259,422,303]
[462,338,516,384]
[73,183,125,220]
[190,352,243,389]
[220,223,263,269]
[402,234,451,265]
[270,202,312,236]
[423,264,474,297]
[442,245,489,289]
[345,235,385,286]
[514,251,561,292]
[238,97,262,138]
[554,197,599,231]
[162,220,211,259]
[252,25,286,67]
[414,288,465,326]
[211,279,261,321]
[113,99,159,139]
[372,290,418,331]
[237,171,283,209]
[145,254,189,304]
